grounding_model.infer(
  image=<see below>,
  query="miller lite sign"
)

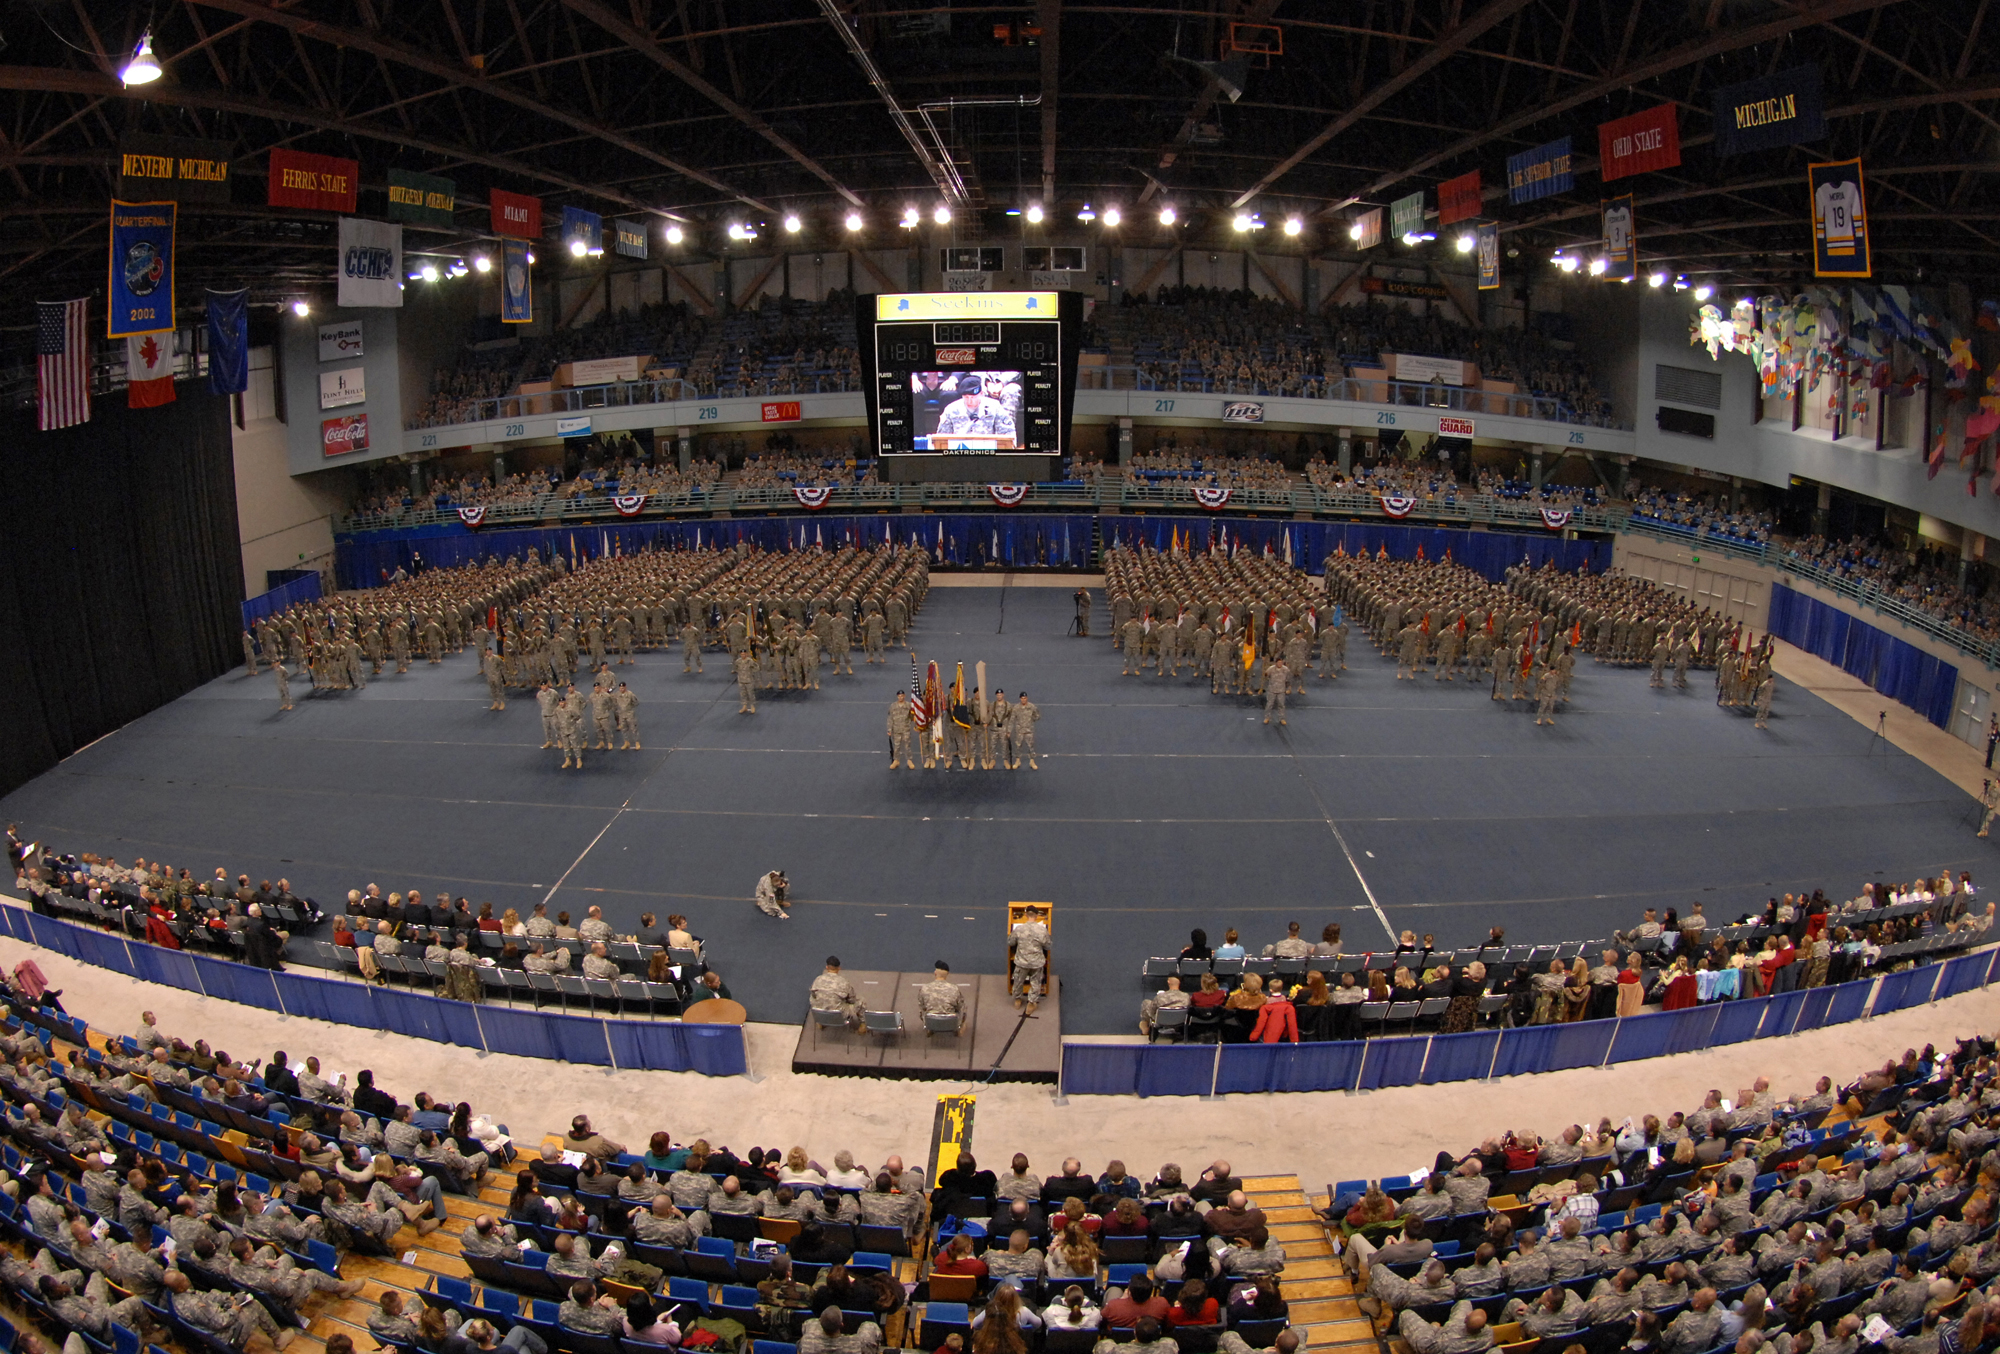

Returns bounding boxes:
[322,413,369,456]
[1221,400,1265,424]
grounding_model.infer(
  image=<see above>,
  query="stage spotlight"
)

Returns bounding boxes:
[1026,203,1044,224]
[844,212,863,231]
[1102,206,1121,227]
[933,204,951,225]
[1158,205,1176,226]
[665,225,684,245]
[291,300,310,318]
[1283,217,1303,237]
[473,255,493,274]
[784,214,802,234]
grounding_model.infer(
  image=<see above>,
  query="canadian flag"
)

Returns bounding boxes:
[126,332,176,408]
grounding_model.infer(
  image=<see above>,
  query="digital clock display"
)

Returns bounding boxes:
[934,322,1000,345]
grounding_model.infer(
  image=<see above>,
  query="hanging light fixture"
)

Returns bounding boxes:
[121,31,163,86]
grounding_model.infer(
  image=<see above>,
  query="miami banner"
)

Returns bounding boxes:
[1506,137,1573,204]
[1809,159,1870,278]
[1602,194,1635,282]
[492,189,542,239]
[107,200,175,338]
[501,240,533,323]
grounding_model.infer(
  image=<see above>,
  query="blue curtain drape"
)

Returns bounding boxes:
[1420,1030,1501,1084]
[1135,1044,1219,1098]
[1356,1036,1430,1090]
[1767,585,1959,728]
[1216,1042,1363,1094]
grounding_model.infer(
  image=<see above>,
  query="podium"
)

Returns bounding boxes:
[1006,901,1053,1003]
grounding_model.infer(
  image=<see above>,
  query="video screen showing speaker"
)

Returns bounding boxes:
[858,291,1082,459]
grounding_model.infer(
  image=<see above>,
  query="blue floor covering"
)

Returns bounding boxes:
[1,585,1986,1034]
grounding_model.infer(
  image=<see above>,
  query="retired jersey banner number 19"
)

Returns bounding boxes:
[1809,159,1870,278]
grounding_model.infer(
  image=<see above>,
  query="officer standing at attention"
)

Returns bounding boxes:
[1010,691,1040,770]
[536,682,559,748]
[1980,780,1999,839]
[681,620,704,673]
[482,649,506,711]
[918,962,965,1029]
[734,649,758,714]
[614,683,640,750]
[887,691,914,769]
[1074,588,1091,637]
[273,659,293,712]
[1264,657,1290,726]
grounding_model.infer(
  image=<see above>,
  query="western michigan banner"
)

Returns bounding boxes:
[613,217,648,260]
[1476,222,1500,290]
[1438,170,1481,226]
[501,240,533,323]
[119,134,232,204]
[1597,103,1680,181]
[107,200,176,338]
[1390,191,1426,239]
[386,168,456,228]
[1809,159,1870,278]
[336,218,404,309]
[1713,66,1824,158]
[1602,194,1636,282]
[1506,136,1573,204]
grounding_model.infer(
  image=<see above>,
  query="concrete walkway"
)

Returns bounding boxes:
[1769,637,1990,801]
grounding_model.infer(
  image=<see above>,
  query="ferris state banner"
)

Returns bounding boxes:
[1809,159,1871,278]
[108,200,176,338]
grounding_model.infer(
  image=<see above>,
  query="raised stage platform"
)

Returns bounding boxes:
[790,971,1061,1081]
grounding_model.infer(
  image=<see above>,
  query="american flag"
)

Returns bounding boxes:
[909,653,928,728]
[37,299,91,431]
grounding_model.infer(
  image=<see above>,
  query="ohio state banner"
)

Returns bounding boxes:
[1597,103,1680,181]
[1602,194,1636,282]
[1809,159,1870,278]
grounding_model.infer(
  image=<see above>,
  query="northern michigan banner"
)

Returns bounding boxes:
[1602,194,1636,282]
[1506,136,1573,204]
[386,168,456,228]
[1597,103,1680,181]
[1438,170,1482,226]
[337,218,404,308]
[613,218,648,260]
[1476,221,1501,290]
[561,206,601,256]
[1390,191,1426,239]
[119,134,232,204]
[107,200,176,338]
[268,148,358,213]
[501,240,533,323]
[491,189,542,239]
[1712,66,1825,157]
[1809,159,1870,278]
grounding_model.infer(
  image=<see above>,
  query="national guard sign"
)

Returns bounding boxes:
[1809,159,1870,278]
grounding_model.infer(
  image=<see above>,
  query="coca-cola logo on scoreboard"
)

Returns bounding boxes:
[934,348,977,365]
[322,413,370,456]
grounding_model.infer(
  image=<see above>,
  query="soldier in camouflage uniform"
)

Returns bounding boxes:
[917,962,966,1031]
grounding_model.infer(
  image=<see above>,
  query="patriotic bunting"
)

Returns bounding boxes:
[1541,507,1574,530]
[457,507,487,527]
[1380,494,1417,518]
[1192,486,1233,509]
[793,485,834,509]
[613,494,648,516]
[988,483,1030,506]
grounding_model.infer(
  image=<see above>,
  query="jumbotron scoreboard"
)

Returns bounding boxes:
[857,291,1083,459]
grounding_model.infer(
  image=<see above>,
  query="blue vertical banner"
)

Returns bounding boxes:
[501,239,532,324]
[1506,137,1574,204]
[1602,194,1635,281]
[205,288,249,394]
[1476,221,1500,290]
[561,205,602,257]
[1809,159,1870,278]
[108,200,177,338]
[613,217,648,259]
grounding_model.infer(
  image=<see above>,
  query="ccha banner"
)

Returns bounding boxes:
[1438,170,1482,226]
[119,134,232,204]
[491,188,542,239]
[336,218,403,308]
[386,168,456,228]
[205,289,249,395]
[1712,66,1824,158]
[107,200,176,338]
[613,217,648,259]
[1476,221,1501,290]
[1506,136,1573,204]
[561,205,601,256]
[501,240,533,323]
[1809,159,1870,278]
[1602,194,1636,282]
[1350,206,1383,250]
[268,148,358,213]
[1597,103,1680,181]
[1390,191,1426,239]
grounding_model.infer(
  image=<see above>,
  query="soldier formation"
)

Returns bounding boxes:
[1100,544,1350,711]
[887,684,1040,770]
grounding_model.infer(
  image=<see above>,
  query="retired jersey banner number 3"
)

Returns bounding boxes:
[1809,159,1870,278]
[108,200,176,338]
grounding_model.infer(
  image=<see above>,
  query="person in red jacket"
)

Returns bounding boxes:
[1249,991,1298,1043]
